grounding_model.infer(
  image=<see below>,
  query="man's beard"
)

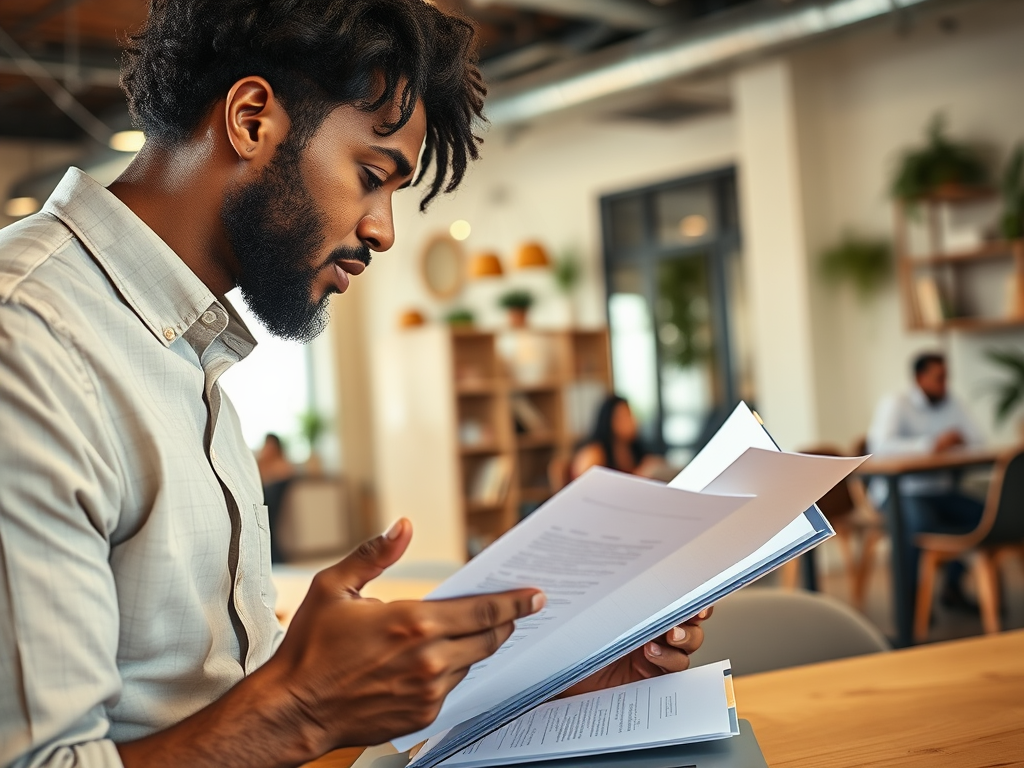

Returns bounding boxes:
[221,139,371,343]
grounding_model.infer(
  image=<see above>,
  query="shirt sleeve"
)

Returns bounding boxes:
[0,299,126,768]
[867,394,933,456]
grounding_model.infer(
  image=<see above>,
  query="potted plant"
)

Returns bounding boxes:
[985,348,1024,430]
[551,249,582,326]
[498,289,535,328]
[1000,144,1024,240]
[297,408,328,473]
[818,234,892,300]
[890,114,989,204]
[444,307,475,328]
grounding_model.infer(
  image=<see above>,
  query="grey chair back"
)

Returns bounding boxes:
[981,449,1024,545]
[688,587,890,676]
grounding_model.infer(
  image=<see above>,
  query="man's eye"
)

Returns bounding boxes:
[363,169,384,191]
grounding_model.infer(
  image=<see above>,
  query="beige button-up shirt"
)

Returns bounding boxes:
[0,169,283,767]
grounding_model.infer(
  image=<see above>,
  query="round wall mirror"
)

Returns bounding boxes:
[421,234,465,300]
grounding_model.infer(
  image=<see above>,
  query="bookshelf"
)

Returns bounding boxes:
[894,189,1024,332]
[390,326,612,559]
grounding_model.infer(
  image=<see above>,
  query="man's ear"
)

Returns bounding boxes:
[223,76,288,161]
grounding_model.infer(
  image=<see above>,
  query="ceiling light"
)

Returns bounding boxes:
[450,220,472,241]
[468,251,503,279]
[4,196,39,218]
[679,214,708,239]
[109,130,145,153]
[513,241,550,269]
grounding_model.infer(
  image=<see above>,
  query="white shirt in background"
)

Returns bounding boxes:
[867,386,985,497]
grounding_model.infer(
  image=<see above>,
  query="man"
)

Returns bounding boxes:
[0,2,709,766]
[868,351,985,611]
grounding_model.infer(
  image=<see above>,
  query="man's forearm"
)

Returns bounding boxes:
[116,661,325,768]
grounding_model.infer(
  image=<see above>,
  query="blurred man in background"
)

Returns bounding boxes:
[868,351,985,611]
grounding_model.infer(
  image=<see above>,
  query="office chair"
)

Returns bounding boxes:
[688,587,890,675]
[914,448,1024,641]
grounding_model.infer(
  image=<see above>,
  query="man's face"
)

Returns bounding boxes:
[916,361,948,403]
[222,99,426,341]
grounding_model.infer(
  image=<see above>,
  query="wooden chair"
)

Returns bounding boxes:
[914,449,1024,641]
[781,443,885,611]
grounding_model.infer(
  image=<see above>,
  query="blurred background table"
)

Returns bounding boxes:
[858,448,1004,647]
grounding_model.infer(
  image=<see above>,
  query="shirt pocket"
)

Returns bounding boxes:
[253,503,273,607]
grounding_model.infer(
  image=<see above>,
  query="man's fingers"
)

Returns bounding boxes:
[685,606,713,624]
[644,642,692,673]
[435,619,519,674]
[427,589,545,639]
[665,623,704,654]
[321,518,413,595]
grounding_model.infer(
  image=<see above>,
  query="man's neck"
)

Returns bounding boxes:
[108,138,239,297]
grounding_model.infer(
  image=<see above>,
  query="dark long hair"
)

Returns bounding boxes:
[590,395,645,472]
[121,0,484,210]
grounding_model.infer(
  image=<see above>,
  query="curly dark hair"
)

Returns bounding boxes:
[121,0,485,210]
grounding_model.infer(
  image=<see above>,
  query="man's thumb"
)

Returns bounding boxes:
[328,518,412,595]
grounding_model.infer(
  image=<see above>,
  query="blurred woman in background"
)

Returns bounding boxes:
[571,395,664,480]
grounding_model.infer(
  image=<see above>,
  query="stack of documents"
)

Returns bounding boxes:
[420,661,738,768]
[397,403,866,767]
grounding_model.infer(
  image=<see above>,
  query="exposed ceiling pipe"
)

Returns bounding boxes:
[471,0,678,30]
[0,23,112,143]
[484,0,932,126]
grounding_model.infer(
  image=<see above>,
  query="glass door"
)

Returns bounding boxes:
[602,168,748,464]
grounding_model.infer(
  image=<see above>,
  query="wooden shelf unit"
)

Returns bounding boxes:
[397,326,612,559]
[894,192,1024,332]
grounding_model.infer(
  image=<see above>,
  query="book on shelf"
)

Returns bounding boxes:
[511,395,550,434]
[395,402,866,767]
[915,276,947,326]
[469,455,513,507]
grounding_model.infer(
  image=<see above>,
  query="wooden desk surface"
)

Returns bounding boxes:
[734,629,1024,767]
[858,448,1007,476]
[309,629,1024,768]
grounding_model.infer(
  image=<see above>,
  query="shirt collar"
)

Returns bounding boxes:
[42,167,256,357]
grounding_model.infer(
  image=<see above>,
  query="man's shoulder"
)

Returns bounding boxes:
[0,212,76,305]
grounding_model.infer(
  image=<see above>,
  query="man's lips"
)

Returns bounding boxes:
[330,258,367,294]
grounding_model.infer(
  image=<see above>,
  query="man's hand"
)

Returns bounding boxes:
[934,430,965,453]
[117,519,544,767]
[557,608,713,697]
[261,518,544,755]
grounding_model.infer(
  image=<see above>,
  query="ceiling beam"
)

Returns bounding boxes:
[470,0,676,30]
[0,50,121,88]
[11,0,87,37]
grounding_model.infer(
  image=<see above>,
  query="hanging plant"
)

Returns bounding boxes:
[890,113,989,203]
[1000,144,1024,240]
[984,348,1024,424]
[819,234,893,300]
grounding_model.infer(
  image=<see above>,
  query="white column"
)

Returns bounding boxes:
[732,59,820,450]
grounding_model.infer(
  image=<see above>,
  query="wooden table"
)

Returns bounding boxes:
[735,628,1024,767]
[857,448,1005,648]
[310,629,1024,768]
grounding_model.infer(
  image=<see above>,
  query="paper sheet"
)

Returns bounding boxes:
[395,403,867,765]
[422,662,737,768]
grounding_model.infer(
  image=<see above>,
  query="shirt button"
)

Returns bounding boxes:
[163,327,176,341]
[201,310,217,325]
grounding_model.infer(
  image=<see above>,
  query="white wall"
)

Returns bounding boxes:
[790,0,1024,447]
